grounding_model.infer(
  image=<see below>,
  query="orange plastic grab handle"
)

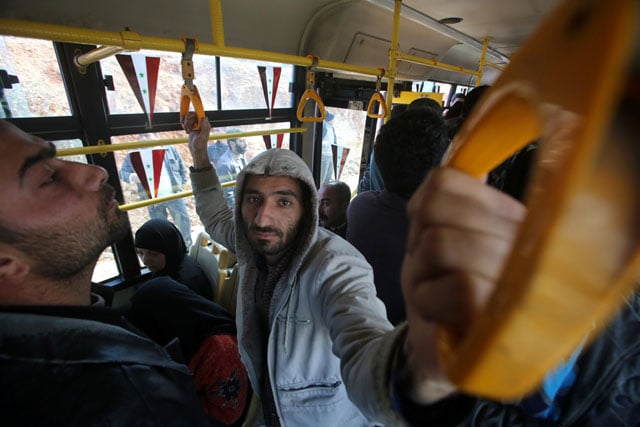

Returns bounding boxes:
[366,91,388,119]
[439,0,639,400]
[296,89,326,123]
[180,84,205,130]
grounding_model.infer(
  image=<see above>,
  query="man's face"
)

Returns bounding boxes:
[318,185,346,228]
[0,121,129,280]
[231,138,247,155]
[240,175,304,264]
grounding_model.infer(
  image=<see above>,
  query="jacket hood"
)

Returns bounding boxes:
[233,149,318,273]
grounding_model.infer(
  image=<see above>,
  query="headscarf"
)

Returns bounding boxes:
[134,218,187,275]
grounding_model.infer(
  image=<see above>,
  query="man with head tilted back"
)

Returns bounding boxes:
[0,120,213,426]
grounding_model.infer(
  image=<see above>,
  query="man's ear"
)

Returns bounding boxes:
[0,251,30,281]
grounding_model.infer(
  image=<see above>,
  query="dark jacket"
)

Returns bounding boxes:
[347,189,408,325]
[400,292,640,426]
[0,306,212,427]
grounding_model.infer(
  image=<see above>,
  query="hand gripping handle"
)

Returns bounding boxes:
[439,0,639,399]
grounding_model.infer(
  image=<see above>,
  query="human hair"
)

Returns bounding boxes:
[323,181,351,204]
[374,109,449,198]
[461,85,490,119]
[407,97,442,115]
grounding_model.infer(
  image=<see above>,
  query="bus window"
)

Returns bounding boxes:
[0,36,71,118]
[320,107,367,195]
[220,58,294,110]
[93,248,120,283]
[112,123,291,249]
[100,50,221,115]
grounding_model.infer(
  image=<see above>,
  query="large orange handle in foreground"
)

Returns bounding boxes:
[440,0,640,399]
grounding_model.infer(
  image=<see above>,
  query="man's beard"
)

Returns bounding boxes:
[245,221,300,258]
[2,187,130,281]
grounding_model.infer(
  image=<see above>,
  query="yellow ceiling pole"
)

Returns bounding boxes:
[395,52,480,78]
[210,0,225,47]
[384,0,402,122]
[475,37,489,86]
[0,18,383,78]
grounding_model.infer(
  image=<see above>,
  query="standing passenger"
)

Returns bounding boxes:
[347,109,449,324]
[185,113,403,425]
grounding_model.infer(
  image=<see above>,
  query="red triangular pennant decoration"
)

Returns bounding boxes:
[262,135,272,150]
[129,148,166,198]
[331,144,350,180]
[116,54,160,126]
[129,151,151,199]
[151,149,165,198]
[257,65,282,117]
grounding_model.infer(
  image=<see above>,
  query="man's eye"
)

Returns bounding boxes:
[280,199,292,207]
[41,171,57,187]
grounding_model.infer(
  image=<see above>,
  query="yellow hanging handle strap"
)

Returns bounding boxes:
[296,56,326,123]
[367,69,388,119]
[439,0,640,399]
[180,37,205,130]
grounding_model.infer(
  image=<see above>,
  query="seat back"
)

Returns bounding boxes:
[189,231,220,298]
[216,264,239,318]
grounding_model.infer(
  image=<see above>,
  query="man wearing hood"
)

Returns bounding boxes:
[184,115,404,425]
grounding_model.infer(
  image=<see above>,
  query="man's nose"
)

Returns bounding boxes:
[68,162,108,192]
[254,203,275,226]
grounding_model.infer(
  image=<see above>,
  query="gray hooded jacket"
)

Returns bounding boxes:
[190,148,407,426]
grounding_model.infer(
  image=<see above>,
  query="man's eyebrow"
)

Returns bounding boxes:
[272,189,299,198]
[19,142,56,183]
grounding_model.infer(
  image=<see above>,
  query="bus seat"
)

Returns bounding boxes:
[218,247,237,270]
[189,231,220,298]
[216,264,239,318]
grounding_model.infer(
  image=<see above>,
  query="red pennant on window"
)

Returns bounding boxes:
[331,144,350,180]
[257,66,282,117]
[116,54,161,126]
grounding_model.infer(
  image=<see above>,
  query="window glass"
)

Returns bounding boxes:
[320,107,367,196]
[112,123,292,248]
[220,58,294,110]
[0,36,71,118]
[93,248,120,284]
[101,50,220,116]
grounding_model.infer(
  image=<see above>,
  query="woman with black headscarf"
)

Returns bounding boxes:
[134,218,213,301]
[126,219,250,425]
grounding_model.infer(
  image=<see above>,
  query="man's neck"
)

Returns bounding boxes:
[0,272,93,306]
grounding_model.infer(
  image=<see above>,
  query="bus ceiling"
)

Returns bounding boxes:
[1,0,561,86]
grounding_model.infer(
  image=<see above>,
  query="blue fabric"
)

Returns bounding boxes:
[520,339,585,420]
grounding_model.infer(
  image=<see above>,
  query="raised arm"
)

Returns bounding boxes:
[182,113,236,251]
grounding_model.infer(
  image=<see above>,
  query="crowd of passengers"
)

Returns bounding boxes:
[0,83,637,426]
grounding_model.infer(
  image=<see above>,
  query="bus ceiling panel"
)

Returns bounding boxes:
[303,3,458,73]
[401,0,562,55]
[2,0,561,81]
[2,0,216,42]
